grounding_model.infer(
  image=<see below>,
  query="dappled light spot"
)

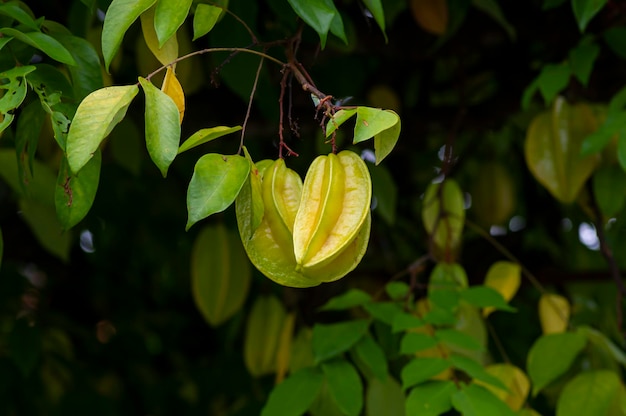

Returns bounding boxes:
[79,230,95,253]
[578,222,599,251]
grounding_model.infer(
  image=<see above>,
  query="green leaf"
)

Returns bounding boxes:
[193,4,222,40]
[0,65,35,135]
[459,286,516,312]
[362,0,387,41]
[593,164,626,217]
[537,63,571,104]
[572,0,607,32]
[329,10,347,45]
[15,101,45,190]
[400,333,438,354]
[154,0,193,47]
[352,335,388,381]
[354,107,400,144]
[186,153,250,230]
[286,0,337,48]
[326,108,357,137]
[569,41,600,86]
[472,0,516,40]
[401,358,451,389]
[191,224,251,326]
[619,129,626,172]
[604,27,626,60]
[367,377,405,416]
[319,289,372,311]
[140,5,178,66]
[521,78,540,110]
[178,126,242,154]
[363,302,403,326]
[0,2,40,30]
[374,110,401,164]
[385,282,410,300]
[392,312,425,333]
[406,381,456,416]
[556,370,621,416]
[0,28,75,65]
[53,34,104,101]
[66,85,139,173]
[322,359,364,416]
[102,0,157,71]
[527,332,587,396]
[435,329,484,351]
[451,383,517,416]
[525,97,602,203]
[312,320,369,363]
[55,152,101,230]
[448,354,507,390]
[261,367,324,416]
[138,77,180,177]
[581,110,622,156]
[579,326,626,368]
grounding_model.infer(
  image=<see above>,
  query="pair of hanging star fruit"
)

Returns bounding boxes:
[235,150,372,288]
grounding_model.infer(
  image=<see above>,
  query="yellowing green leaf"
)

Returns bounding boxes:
[178,125,242,154]
[374,110,401,165]
[102,0,157,71]
[191,224,251,326]
[0,65,36,135]
[139,77,180,177]
[55,152,101,230]
[525,97,601,203]
[140,5,178,66]
[354,107,400,144]
[326,108,357,138]
[161,67,185,124]
[66,85,138,173]
[475,364,530,411]
[482,261,521,317]
[539,293,570,334]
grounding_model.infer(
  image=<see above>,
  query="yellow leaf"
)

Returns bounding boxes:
[275,312,296,384]
[410,0,448,35]
[140,5,178,66]
[161,66,185,124]
[475,363,530,411]
[482,261,521,317]
[539,293,570,334]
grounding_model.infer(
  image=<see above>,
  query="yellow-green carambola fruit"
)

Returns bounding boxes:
[236,153,373,287]
[293,150,372,276]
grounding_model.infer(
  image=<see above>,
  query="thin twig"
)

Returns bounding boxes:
[238,57,265,154]
[208,2,258,44]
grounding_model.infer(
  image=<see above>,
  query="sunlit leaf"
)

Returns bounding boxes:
[401,358,451,389]
[527,332,587,395]
[186,153,250,230]
[451,383,517,416]
[406,380,455,416]
[374,111,401,164]
[140,5,178,66]
[191,224,251,326]
[525,97,601,203]
[0,28,75,65]
[556,370,621,416]
[538,293,570,334]
[322,359,364,416]
[66,85,139,173]
[326,108,357,138]
[0,66,35,135]
[354,107,399,144]
[193,4,222,40]
[102,0,157,71]
[482,261,521,316]
[261,367,324,416]
[139,76,180,177]
[178,125,242,154]
[154,0,192,47]
[572,0,607,32]
[312,320,369,363]
[55,152,101,230]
